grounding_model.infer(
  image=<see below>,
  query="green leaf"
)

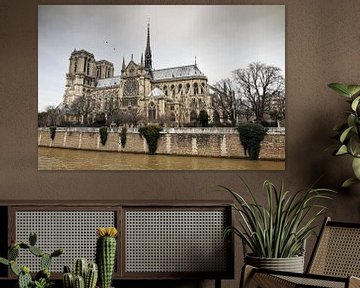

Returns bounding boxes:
[347,114,356,127]
[351,96,360,111]
[342,177,360,188]
[10,261,20,276]
[0,257,9,266]
[336,145,348,155]
[340,127,352,143]
[347,85,360,97]
[352,141,360,156]
[328,83,351,97]
[352,157,360,179]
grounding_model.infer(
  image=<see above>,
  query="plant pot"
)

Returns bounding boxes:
[245,254,304,273]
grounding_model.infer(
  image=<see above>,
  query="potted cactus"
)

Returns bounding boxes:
[0,232,63,288]
[62,258,98,288]
[96,227,118,288]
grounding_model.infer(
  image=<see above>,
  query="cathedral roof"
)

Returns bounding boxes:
[152,65,206,81]
[148,87,165,98]
[97,76,121,88]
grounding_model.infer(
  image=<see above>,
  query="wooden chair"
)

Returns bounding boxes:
[241,217,360,288]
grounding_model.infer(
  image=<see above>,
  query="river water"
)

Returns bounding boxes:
[38,147,285,170]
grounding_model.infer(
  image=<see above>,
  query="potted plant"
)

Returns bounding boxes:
[328,83,360,187]
[222,179,334,273]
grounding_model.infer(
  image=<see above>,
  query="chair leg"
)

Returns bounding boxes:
[349,276,360,288]
[240,265,255,288]
[240,265,296,288]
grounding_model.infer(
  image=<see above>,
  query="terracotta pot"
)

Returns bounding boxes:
[245,254,305,273]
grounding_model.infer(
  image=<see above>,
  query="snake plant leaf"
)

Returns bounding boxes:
[342,177,360,188]
[222,179,335,258]
[352,157,360,179]
[328,83,351,97]
[351,95,360,111]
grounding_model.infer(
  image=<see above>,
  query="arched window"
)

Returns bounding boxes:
[170,112,176,122]
[185,83,190,94]
[171,85,175,96]
[74,58,78,73]
[194,82,199,95]
[163,85,168,96]
[87,60,90,75]
[178,84,182,94]
[84,58,87,73]
[200,82,206,94]
[148,102,156,121]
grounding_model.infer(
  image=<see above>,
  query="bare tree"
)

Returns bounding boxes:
[38,111,48,127]
[211,79,239,126]
[110,110,127,126]
[43,105,62,126]
[70,95,92,124]
[268,90,285,123]
[126,108,143,127]
[104,95,119,124]
[232,62,284,122]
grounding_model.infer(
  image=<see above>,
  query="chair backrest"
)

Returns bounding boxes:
[307,217,360,277]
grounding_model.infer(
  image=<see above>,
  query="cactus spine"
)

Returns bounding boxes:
[62,260,98,288]
[74,258,88,279]
[96,227,118,288]
[74,275,85,288]
[85,262,98,288]
[63,272,74,288]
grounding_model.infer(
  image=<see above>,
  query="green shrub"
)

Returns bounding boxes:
[138,125,163,155]
[237,123,268,160]
[49,126,56,140]
[99,126,108,146]
[120,127,127,148]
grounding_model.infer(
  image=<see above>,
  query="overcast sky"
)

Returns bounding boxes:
[38,5,285,112]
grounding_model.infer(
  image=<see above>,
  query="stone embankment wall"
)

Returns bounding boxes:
[38,127,285,160]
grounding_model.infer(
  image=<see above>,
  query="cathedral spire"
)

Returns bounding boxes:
[144,21,152,70]
[121,56,125,72]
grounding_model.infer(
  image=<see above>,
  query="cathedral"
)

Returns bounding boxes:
[62,24,212,126]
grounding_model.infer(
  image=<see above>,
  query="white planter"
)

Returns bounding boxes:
[245,254,305,273]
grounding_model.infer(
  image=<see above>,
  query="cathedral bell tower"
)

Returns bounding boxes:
[144,23,152,71]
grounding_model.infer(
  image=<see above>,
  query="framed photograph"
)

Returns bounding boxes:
[38,5,285,170]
